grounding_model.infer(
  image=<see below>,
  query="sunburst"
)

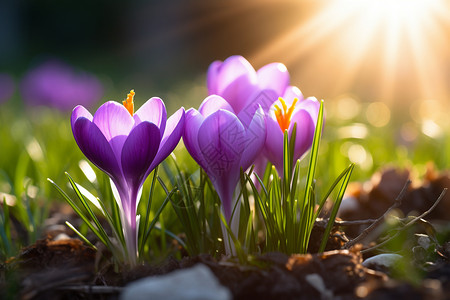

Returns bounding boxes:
[251,0,450,104]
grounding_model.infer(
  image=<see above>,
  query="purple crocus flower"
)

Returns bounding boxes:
[207,55,292,126]
[183,95,265,254]
[0,73,14,104]
[207,55,320,178]
[71,90,185,264]
[21,60,103,111]
[264,92,320,175]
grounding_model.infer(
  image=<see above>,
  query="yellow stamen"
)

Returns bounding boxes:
[122,90,135,116]
[274,97,298,132]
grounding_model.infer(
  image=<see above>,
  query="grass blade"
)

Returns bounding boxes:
[48,177,109,247]
[66,173,112,247]
[140,182,174,253]
[298,100,324,253]
[313,163,355,221]
[65,221,97,249]
[140,166,158,246]
[318,164,354,253]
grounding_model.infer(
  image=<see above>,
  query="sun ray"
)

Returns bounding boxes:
[250,0,450,105]
[251,1,356,66]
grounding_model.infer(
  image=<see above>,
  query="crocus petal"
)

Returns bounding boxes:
[72,117,121,179]
[282,86,304,103]
[208,56,257,95]
[240,106,266,170]
[134,97,167,136]
[289,110,316,160]
[256,62,290,96]
[92,101,135,162]
[93,101,134,141]
[198,110,246,219]
[208,56,258,114]
[220,81,258,114]
[206,60,222,95]
[71,105,93,128]
[263,117,285,174]
[148,107,185,173]
[199,95,235,117]
[121,122,161,188]
[297,97,320,124]
[237,88,277,127]
[183,108,206,169]
[198,110,247,168]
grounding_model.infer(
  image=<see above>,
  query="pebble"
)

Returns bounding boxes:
[338,196,359,215]
[120,263,232,300]
[53,233,71,241]
[416,234,431,250]
[305,273,333,300]
[362,253,402,269]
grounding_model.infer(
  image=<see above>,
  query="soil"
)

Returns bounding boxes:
[340,167,450,237]
[2,238,449,300]
[1,167,450,300]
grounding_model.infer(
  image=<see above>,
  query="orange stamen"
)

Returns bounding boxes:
[274,97,298,132]
[122,90,135,116]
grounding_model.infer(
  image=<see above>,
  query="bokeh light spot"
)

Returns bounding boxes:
[337,123,368,139]
[421,119,442,138]
[335,95,361,120]
[366,102,390,127]
[400,122,419,143]
[341,143,373,171]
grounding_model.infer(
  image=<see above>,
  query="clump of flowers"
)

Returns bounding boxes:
[21,60,103,111]
[49,55,352,266]
[206,55,318,178]
[202,55,352,255]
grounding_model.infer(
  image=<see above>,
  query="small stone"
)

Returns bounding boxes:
[305,274,333,300]
[46,224,67,232]
[416,234,431,250]
[362,253,402,269]
[53,233,71,241]
[120,264,232,300]
[338,196,359,215]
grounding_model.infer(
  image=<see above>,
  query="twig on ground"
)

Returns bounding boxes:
[22,272,91,300]
[57,285,123,294]
[315,218,379,228]
[361,188,447,254]
[342,180,411,249]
